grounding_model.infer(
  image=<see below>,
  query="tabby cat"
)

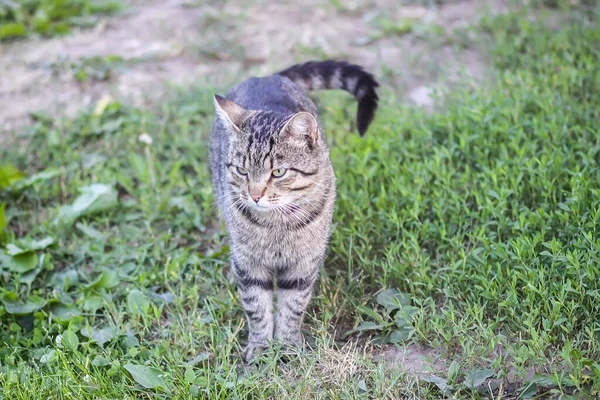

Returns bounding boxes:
[210,60,379,361]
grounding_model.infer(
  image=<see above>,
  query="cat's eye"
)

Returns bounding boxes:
[236,166,249,175]
[272,168,287,178]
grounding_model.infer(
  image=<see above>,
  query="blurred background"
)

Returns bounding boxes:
[1,0,516,132]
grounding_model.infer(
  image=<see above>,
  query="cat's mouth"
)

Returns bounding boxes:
[245,196,273,211]
[248,202,271,211]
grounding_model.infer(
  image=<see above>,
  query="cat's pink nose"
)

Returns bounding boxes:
[248,185,265,202]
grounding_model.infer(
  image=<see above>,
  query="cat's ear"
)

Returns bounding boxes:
[214,95,247,130]
[282,112,319,147]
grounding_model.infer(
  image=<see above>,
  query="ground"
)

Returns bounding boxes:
[1,0,599,399]
[1,0,505,132]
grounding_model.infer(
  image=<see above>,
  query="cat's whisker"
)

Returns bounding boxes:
[219,196,245,219]
[286,202,314,225]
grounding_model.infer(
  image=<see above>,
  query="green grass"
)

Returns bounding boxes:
[50,55,128,83]
[0,0,121,41]
[1,6,600,399]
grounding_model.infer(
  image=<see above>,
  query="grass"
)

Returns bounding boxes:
[1,5,600,399]
[0,0,121,41]
[49,55,128,83]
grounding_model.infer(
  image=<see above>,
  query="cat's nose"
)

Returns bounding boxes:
[248,185,265,202]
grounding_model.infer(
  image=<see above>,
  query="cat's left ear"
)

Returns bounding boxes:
[214,95,248,130]
[282,112,319,147]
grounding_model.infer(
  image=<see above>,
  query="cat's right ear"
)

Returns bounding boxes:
[214,95,247,130]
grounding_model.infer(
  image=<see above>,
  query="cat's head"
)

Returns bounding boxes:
[214,95,330,211]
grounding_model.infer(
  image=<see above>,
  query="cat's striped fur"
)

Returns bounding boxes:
[209,60,378,361]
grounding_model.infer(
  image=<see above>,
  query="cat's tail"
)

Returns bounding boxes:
[277,60,379,136]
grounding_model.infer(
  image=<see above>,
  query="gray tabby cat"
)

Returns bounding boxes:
[209,60,379,361]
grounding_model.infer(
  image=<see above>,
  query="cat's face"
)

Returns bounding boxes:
[215,96,327,212]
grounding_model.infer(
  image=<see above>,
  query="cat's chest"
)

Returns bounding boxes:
[232,223,327,266]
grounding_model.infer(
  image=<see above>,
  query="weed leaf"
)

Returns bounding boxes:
[463,368,494,390]
[376,289,410,313]
[54,183,118,226]
[346,321,386,336]
[519,382,538,399]
[124,363,171,392]
[127,289,150,315]
[0,164,24,188]
[81,325,119,346]
[48,303,82,322]
[61,329,79,351]
[0,203,6,231]
[422,375,452,392]
[85,270,120,290]
[1,293,46,314]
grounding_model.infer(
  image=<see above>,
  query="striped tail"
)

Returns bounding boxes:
[277,60,379,136]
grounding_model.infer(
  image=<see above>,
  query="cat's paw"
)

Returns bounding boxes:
[274,330,304,348]
[243,341,269,363]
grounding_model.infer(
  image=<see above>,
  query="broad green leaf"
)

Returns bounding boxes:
[447,360,460,383]
[190,385,199,396]
[151,291,176,304]
[345,321,386,336]
[184,368,196,384]
[463,368,494,390]
[0,164,24,188]
[6,251,38,273]
[85,270,120,290]
[48,303,81,322]
[422,375,452,392]
[186,353,211,366]
[6,243,28,256]
[530,374,557,387]
[61,330,79,351]
[19,266,42,285]
[14,169,60,190]
[356,305,385,323]
[52,269,80,291]
[127,289,150,315]
[0,23,28,39]
[376,289,411,313]
[92,355,110,367]
[123,334,140,348]
[80,325,119,346]
[75,223,106,240]
[195,376,208,387]
[53,183,118,226]
[40,350,57,364]
[0,203,6,231]
[394,306,417,328]
[124,363,170,392]
[1,293,46,314]
[388,328,411,343]
[357,379,368,394]
[519,382,538,399]
[83,295,105,313]
[27,236,54,250]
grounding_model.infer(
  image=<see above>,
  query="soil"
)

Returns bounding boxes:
[0,0,507,135]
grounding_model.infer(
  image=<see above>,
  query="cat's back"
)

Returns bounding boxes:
[226,75,317,115]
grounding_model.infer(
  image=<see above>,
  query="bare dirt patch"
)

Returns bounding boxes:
[1,0,508,135]
[374,343,445,376]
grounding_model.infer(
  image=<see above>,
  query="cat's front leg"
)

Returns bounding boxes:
[233,259,274,361]
[274,264,320,347]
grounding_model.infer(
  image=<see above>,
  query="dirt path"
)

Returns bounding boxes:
[0,0,507,135]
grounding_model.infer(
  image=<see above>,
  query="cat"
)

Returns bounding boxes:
[209,60,379,361]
